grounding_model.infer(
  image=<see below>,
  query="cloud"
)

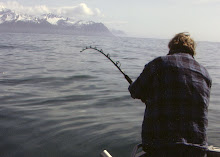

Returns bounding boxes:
[0,1,103,18]
[54,3,103,18]
[0,1,50,15]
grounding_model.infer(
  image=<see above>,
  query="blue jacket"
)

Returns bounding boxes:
[129,53,212,149]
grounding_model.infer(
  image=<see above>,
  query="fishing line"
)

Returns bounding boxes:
[80,46,133,84]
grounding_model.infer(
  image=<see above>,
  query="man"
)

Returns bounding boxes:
[129,32,212,157]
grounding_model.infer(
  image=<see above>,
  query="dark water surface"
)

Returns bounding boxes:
[0,33,219,157]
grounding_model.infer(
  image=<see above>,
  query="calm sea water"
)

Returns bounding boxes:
[0,33,219,157]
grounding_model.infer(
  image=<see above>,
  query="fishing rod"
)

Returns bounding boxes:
[80,46,133,84]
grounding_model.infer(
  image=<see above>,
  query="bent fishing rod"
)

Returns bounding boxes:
[80,46,133,84]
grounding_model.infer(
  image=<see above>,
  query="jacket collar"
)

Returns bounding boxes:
[168,49,194,58]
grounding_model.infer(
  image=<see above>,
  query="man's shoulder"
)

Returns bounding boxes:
[147,56,164,65]
[150,53,212,82]
[147,55,177,67]
[152,53,196,66]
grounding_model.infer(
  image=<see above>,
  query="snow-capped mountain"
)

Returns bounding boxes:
[0,8,113,36]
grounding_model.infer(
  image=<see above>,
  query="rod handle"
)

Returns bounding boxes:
[124,74,133,84]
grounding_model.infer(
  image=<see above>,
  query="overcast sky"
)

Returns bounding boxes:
[0,0,220,42]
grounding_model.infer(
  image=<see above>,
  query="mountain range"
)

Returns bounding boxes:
[0,8,114,36]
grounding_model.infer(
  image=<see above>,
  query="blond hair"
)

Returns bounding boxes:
[168,32,196,56]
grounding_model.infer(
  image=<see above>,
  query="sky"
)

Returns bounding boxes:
[0,0,220,42]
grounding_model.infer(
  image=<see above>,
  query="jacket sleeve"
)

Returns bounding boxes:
[128,58,159,102]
